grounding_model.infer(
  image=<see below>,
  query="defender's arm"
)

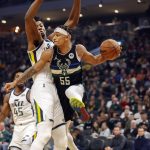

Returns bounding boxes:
[64,0,81,28]
[48,0,81,40]
[4,49,53,92]
[25,0,43,49]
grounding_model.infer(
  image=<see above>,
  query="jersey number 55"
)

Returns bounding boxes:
[60,77,70,85]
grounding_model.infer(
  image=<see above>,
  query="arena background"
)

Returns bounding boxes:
[0,0,150,150]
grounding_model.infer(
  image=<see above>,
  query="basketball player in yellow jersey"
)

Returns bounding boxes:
[5,0,80,150]
[3,1,80,150]
[25,0,81,150]
[0,72,36,150]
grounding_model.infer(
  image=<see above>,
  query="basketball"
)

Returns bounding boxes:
[100,39,121,60]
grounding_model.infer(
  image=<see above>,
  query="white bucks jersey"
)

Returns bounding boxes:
[28,39,54,82]
[9,88,34,125]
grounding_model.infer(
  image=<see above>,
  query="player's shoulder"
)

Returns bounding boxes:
[76,44,85,49]
[76,44,87,51]
[4,92,11,102]
[45,39,54,48]
[25,87,31,93]
[41,48,54,61]
[76,44,86,54]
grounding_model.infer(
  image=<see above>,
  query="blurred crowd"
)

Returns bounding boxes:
[0,17,150,150]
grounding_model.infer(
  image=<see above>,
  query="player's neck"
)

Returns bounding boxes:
[58,42,72,54]
[14,86,25,95]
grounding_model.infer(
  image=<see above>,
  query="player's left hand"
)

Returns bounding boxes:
[109,46,122,60]
[109,53,120,60]
[105,47,121,61]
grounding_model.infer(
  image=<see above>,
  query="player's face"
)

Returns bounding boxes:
[52,32,68,46]
[36,21,46,38]
[14,72,24,87]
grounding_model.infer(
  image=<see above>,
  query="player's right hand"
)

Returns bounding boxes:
[4,82,16,92]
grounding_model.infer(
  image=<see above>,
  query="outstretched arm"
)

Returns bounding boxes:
[64,0,81,28]
[4,49,53,92]
[0,94,11,122]
[48,0,81,40]
[25,0,43,50]
[76,44,107,65]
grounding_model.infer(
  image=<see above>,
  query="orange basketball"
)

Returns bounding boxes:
[100,39,121,60]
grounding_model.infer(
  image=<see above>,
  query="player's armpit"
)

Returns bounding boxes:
[0,93,11,122]
[25,19,41,47]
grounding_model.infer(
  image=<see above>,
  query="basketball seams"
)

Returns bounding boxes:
[100,39,121,60]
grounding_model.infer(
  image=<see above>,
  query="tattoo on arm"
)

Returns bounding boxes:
[16,66,37,85]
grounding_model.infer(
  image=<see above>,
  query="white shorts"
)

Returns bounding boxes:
[9,122,36,149]
[30,80,65,127]
[65,84,85,102]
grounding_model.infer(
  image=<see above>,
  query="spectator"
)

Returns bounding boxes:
[134,104,143,120]
[100,121,111,137]
[120,105,133,119]
[140,123,150,139]
[105,126,127,150]
[124,120,137,139]
[0,16,150,148]
[136,111,149,125]
[134,127,150,150]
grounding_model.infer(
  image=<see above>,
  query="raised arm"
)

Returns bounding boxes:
[4,49,53,92]
[64,0,81,28]
[48,0,81,40]
[76,44,107,65]
[25,0,43,50]
[0,94,11,122]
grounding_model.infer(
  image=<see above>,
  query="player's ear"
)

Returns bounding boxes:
[65,37,68,41]
[65,35,69,41]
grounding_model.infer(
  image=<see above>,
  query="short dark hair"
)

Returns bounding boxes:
[11,70,23,80]
[140,111,147,115]
[14,71,23,79]
[101,121,109,127]
[138,127,145,131]
[113,126,121,130]
[34,16,43,22]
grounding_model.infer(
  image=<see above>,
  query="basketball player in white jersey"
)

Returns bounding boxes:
[5,0,81,150]
[0,72,36,150]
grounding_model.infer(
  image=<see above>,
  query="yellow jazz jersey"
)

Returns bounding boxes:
[28,39,54,82]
